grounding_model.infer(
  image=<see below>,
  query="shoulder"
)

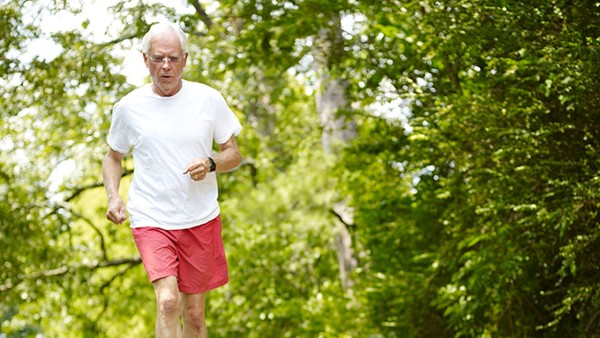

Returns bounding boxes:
[183,80,223,97]
[117,84,153,106]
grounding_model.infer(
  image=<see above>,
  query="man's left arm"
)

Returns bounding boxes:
[213,134,241,172]
[183,134,241,180]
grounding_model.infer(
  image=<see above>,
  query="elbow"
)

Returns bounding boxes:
[233,150,242,168]
[223,150,242,172]
[224,151,242,172]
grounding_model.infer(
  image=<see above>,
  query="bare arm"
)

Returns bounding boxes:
[183,134,242,181]
[214,134,242,172]
[102,148,127,224]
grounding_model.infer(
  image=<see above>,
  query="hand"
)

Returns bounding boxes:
[183,158,211,181]
[106,197,127,224]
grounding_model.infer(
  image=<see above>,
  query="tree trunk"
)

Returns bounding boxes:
[313,11,358,290]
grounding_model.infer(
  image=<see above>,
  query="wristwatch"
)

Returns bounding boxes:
[208,157,216,172]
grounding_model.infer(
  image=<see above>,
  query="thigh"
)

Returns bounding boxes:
[176,216,229,293]
[132,227,179,282]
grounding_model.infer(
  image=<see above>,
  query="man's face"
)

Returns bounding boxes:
[144,31,188,97]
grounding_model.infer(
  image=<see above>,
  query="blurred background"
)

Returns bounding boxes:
[1,0,599,336]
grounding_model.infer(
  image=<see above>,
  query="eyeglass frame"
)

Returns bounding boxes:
[144,53,186,64]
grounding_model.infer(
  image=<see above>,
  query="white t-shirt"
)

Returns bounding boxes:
[107,80,242,230]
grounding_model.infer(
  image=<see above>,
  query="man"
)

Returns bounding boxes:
[102,22,242,338]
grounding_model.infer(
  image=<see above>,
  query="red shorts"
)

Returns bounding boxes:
[131,215,229,294]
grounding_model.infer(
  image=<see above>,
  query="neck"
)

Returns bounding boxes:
[152,80,183,97]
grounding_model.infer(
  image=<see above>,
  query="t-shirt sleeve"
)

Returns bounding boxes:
[213,92,243,144]
[106,102,131,154]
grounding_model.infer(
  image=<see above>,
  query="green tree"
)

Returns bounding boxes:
[337,0,600,336]
[2,0,599,336]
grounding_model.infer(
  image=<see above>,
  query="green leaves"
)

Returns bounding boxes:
[2,0,600,336]
[331,0,600,336]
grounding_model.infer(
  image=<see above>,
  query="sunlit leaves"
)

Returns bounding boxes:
[2,0,600,336]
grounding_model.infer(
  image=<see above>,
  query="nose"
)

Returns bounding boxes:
[161,60,172,69]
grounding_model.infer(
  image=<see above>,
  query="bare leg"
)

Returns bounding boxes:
[153,276,183,338]
[181,292,207,338]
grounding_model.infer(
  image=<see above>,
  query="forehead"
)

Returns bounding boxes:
[148,31,183,56]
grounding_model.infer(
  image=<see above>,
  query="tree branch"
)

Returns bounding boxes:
[65,168,133,202]
[190,0,213,29]
[66,205,109,261]
[330,207,356,232]
[100,261,139,292]
[100,33,140,47]
[0,257,142,292]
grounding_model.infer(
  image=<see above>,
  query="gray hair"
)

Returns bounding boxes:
[141,22,188,54]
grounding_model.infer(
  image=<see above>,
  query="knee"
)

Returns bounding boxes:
[182,304,205,325]
[157,292,180,316]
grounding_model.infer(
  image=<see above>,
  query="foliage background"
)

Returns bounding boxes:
[1,0,599,337]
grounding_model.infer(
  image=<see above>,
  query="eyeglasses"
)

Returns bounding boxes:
[146,55,183,64]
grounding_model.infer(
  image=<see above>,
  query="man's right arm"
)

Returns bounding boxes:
[102,148,127,224]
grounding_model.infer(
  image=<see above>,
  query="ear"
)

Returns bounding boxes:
[142,53,149,67]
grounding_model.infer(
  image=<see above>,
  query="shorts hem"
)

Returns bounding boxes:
[179,277,229,294]
[149,272,178,283]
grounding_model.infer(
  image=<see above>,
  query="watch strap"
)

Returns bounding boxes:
[208,157,216,172]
